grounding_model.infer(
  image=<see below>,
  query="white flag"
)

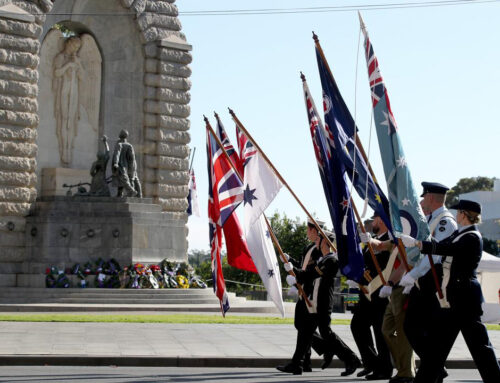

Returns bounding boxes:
[245,214,285,317]
[187,169,200,217]
[243,152,282,227]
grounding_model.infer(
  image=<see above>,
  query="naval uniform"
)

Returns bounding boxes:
[420,225,500,383]
[287,243,324,369]
[404,206,457,382]
[294,252,360,369]
[350,231,393,377]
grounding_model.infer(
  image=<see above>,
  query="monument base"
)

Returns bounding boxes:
[21,196,188,287]
[41,168,91,197]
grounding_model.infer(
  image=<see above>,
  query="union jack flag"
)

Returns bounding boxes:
[206,127,245,314]
[236,125,257,171]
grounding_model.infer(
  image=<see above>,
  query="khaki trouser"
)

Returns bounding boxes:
[382,286,416,378]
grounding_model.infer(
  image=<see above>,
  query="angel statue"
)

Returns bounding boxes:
[44,29,101,166]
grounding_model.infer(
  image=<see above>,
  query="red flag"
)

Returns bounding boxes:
[214,115,257,274]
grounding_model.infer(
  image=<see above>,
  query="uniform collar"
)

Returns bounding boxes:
[459,224,477,233]
[429,205,447,218]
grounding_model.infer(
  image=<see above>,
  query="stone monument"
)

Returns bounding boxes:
[0,0,192,287]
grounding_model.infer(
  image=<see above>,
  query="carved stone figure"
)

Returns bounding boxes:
[112,130,142,198]
[46,30,102,166]
[89,136,110,196]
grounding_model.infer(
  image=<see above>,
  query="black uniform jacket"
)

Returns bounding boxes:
[421,225,484,316]
[289,243,322,296]
[359,232,392,290]
[295,253,339,314]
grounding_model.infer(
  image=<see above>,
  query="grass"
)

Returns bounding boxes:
[0,314,496,329]
[0,313,348,325]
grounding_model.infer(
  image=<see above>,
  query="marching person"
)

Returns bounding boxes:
[400,200,500,383]
[276,219,325,375]
[289,232,362,377]
[400,182,457,383]
[350,212,393,380]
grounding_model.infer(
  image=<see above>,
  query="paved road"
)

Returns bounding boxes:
[0,366,485,383]
[1,321,498,362]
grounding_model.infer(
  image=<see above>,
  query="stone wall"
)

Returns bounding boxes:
[0,0,192,286]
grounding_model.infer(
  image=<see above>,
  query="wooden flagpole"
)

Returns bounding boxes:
[204,115,312,307]
[228,108,337,252]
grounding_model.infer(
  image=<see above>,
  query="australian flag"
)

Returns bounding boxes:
[206,127,245,315]
[314,42,394,239]
[302,76,364,281]
[360,17,429,263]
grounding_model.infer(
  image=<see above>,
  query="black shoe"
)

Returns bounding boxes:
[303,365,312,373]
[340,357,362,376]
[357,368,373,377]
[321,352,334,370]
[365,371,393,380]
[276,363,302,375]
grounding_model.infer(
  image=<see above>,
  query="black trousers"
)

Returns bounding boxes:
[351,293,392,375]
[426,308,500,383]
[404,286,443,382]
[292,299,357,366]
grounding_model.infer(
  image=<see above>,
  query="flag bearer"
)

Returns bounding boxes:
[287,232,362,377]
[276,219,324,375]
[400,200,500,383]
[399,182,456,383]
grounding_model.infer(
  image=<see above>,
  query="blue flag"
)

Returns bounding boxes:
[314,44,394,240]
[361,22,429,264]
[302,76,364,281]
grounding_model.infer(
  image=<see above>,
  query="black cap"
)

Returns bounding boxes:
[421,182,450,197]
[370,211,380,219]
[450,199,481,214]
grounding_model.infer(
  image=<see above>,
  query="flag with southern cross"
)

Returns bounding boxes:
[206,126,246,315]
[187,169,200,217]
[214,116,257,274]
[314,44,394,239]
[360,16,429,263]
[236,126,284,316]
[302,76,364,281]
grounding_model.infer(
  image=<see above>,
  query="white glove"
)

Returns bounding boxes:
[286,275,297,286]
[283,253,290,261]
[284,262,293,272]
[359,232,372,243]
[402,285,413,295]
[379,285,393,298]
[399,234,418,248]
[288,286,298,296]
[399,273,416,288]
[346,279,358,289]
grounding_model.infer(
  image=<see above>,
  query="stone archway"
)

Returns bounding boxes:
[0,0,192,286]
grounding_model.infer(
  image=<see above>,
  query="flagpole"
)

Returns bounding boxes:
[228,108,337,252]
[204,115,312,307]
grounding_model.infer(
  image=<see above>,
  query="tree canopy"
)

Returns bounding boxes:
[445,176,494,207]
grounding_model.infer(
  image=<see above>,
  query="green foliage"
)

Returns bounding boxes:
[52,23,76,37]
[193,212,310,294]
[188,249,211,267]
[445,177,494,207]
[483,238,500,256]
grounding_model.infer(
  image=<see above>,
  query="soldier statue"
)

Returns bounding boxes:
[111,129,142,198]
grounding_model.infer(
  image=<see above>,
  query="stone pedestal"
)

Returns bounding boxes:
[41,168,91,197]
[21,196,188,287]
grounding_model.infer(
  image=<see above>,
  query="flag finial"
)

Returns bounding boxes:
[358,11,366,31]
[214,111,220,121]
[228,107,235,117]
[300,72,306,82]
[312,31,319,43]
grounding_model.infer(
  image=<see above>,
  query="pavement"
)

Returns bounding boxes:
[0,310,499,368]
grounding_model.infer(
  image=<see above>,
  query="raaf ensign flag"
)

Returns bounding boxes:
[360,15,429,262]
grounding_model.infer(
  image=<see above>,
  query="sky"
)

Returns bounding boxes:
[178,0,500,252]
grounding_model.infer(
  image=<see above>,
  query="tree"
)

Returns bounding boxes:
[445,177,494,208]
[483,238,500,256]
[188,249,211,268]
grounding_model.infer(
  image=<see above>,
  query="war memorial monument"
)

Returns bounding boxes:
[0,0,192,287]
